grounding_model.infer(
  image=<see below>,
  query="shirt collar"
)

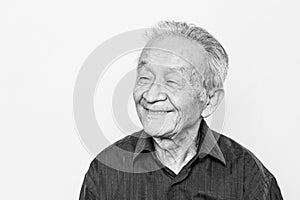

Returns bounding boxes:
[197,120,226,166]
[133,131,155,159]
[133,119,226,166]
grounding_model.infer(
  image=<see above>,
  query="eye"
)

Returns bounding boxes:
[167,80,177,84]
[165,78,184,89]
[139,76,151,82]
[166,80,178,85]
[140,76,150,80]
[137,76,152,84]
[166,80,181,88]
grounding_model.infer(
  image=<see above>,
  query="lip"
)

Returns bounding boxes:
[142,106,175,114]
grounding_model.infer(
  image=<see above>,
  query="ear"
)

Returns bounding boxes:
[201,89,224,118]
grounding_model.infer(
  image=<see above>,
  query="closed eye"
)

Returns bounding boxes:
[140,76,150,80]
[166,80,179,85]
[137,76,152,84]
[165,79,185,89]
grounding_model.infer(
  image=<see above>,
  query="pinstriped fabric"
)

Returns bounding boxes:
[79,120,283,200]
[243,149,279,200]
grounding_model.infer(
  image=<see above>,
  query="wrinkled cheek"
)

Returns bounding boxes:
[187,103,202,120]
[175,110,184,127]
[133,86,145,102]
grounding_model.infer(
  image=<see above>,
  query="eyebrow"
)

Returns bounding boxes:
[165,66,186,75]
[137,60,148,69]
[137,59,189,78]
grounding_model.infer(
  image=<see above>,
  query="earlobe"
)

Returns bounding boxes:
[201,89,224,118]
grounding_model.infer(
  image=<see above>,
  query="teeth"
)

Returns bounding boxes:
[147,110,167,114]
[149,111,166,114]
[144,108,169,114]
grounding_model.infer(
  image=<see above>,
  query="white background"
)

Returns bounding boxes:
[1,0,299,199]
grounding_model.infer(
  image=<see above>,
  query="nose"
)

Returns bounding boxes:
[142,83,167,103]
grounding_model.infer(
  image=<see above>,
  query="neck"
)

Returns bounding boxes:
[152,118,202,174]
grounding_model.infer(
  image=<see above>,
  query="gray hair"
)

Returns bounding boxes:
[146,21,229,93]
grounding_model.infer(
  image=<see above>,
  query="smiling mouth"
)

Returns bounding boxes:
[142,106,174,115]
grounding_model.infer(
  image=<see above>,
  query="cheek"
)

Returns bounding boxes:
[133,85,146,102]
[172,91,202,115]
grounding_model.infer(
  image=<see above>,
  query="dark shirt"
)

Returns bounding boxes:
[79,120,283,200]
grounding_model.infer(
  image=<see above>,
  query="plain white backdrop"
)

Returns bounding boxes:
[1,0,299,199]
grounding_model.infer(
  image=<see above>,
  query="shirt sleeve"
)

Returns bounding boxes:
[243,150,284,200]
[79,173,98,200]
[266,177,284,200]
[79,159,104,200]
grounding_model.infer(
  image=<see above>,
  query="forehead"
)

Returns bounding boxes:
[139,36,207,71]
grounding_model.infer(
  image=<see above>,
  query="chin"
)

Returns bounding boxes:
[143,125,165,136]
[142,123,177,138]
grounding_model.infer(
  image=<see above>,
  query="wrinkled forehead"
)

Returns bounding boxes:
[139,48,191,68]
[139,36,208,71]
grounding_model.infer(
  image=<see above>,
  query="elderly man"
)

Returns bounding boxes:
[80,21,283,200]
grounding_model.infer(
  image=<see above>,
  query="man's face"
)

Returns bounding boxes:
[133,36,208,138]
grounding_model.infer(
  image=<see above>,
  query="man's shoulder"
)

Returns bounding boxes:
[215,130,275,181]
[210,128,282,198]
[90,130,143,172]
[215,131,245,162]
[102,130,143,153]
